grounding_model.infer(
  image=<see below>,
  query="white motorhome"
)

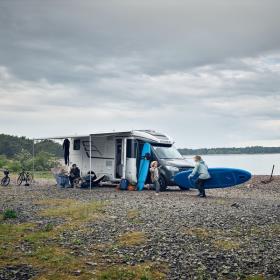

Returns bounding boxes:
[66,130,192,190]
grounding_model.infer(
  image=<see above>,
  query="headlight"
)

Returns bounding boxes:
[165,166,179,172]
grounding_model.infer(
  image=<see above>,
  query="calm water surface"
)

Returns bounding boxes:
[184,154,280,175]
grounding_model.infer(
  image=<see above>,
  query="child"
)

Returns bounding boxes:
[150,161,160,195]
[188,155,210,198]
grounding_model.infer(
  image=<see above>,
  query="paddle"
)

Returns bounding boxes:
[261,165,275,184]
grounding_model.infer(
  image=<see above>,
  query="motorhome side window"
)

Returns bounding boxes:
[73,139,81,150]
[126,139,137,158]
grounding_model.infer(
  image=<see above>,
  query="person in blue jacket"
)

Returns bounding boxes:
[188,155,210,198]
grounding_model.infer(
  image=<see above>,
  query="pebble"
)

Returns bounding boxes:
[0,175,279,279]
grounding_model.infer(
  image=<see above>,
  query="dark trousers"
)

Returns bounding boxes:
[64,151,69,165]
[195,178,207,197]
[69,176,78,186]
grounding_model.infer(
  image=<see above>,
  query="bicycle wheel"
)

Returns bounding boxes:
[73,178,81,188]
[17,175,24,186]
[1,177,10,186]
[26,173,33,184]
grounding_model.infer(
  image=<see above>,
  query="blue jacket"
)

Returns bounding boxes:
[189,160,211,180]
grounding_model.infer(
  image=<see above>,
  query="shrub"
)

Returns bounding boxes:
[0,155,8,168]
[3,209,17,219]
[6,160,21,172]
[43,223,54,232]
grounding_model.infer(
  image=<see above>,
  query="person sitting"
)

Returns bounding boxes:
[69,164,81,187]
[80,171,106,188]
[81,171,97,188]
[55,167,70,188]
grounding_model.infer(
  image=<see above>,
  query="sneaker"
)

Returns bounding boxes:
[155,193,159,196]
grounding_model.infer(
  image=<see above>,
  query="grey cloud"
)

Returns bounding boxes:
[1,0,280,80]
[0,0,280,147]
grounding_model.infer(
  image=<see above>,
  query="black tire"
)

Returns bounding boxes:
[159,175,167,191]
[179,186,190,191]
[73,178,81,188]
[1,177,10,186]
[26,173,33,184]
[17,175,24,186]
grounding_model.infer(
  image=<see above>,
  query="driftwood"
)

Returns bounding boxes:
[261,165,275,184]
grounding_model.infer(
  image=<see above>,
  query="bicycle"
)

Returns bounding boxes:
[1,169,10,186]
[17,170,33,186]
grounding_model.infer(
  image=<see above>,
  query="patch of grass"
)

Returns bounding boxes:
[23,230,53,244]
[117,231,145,247]
[269,223,280,234]
[127,209,142,224]
[1,228,93,279]
[43,222,54,232]
[97,263,166,280]
[37,198,106,223]
[251,224,280,237]
[29,246,73,264]
[214,199,227,205]
[22,245,95,280]
[127,209,140,220]
[0,223,34,243]
[196,264,209,280]
[0,222,36,262]
[72,238,83,245]
[0,199,110,279]
[184,227,241,251]
[3,209,17,220]
[185,228,211,240]
[213,239,240,250]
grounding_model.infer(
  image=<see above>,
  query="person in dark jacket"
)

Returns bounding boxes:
[63,138,70,165]
[69,164,80,187]
[81,171,97,188]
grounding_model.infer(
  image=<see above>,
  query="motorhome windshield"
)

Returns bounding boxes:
[153,146,183,159]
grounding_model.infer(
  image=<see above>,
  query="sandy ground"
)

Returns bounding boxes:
[0,176,279,280]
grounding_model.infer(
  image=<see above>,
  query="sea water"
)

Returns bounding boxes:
[184,154,280,175]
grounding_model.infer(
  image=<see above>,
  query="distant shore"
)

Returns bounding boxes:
[179,146,280,156]
[182,153,280,156]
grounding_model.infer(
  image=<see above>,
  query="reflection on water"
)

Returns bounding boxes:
[184,154,280,175]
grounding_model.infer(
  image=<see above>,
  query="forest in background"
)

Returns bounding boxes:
[0,134,62,171]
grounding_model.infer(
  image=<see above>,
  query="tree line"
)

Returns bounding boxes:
[178,146,280,155]
[0,134,63,172]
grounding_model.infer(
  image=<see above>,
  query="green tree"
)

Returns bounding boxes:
[33,152,58,171]
[16,149,33,170]
[0,155,8,168]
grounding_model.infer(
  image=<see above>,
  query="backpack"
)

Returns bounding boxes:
[119,179,129,190]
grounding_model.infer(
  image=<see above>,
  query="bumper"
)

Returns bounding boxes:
[163,167,193,186]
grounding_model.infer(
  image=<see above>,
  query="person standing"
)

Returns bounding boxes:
[188,155,210,198]
[150,161,160,195]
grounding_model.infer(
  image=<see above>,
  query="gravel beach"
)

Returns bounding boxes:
[0,176,279,280]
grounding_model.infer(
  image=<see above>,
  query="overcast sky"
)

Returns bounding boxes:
[0,0,280,148]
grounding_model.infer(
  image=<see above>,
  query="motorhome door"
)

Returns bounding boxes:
[115,139,123,178]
